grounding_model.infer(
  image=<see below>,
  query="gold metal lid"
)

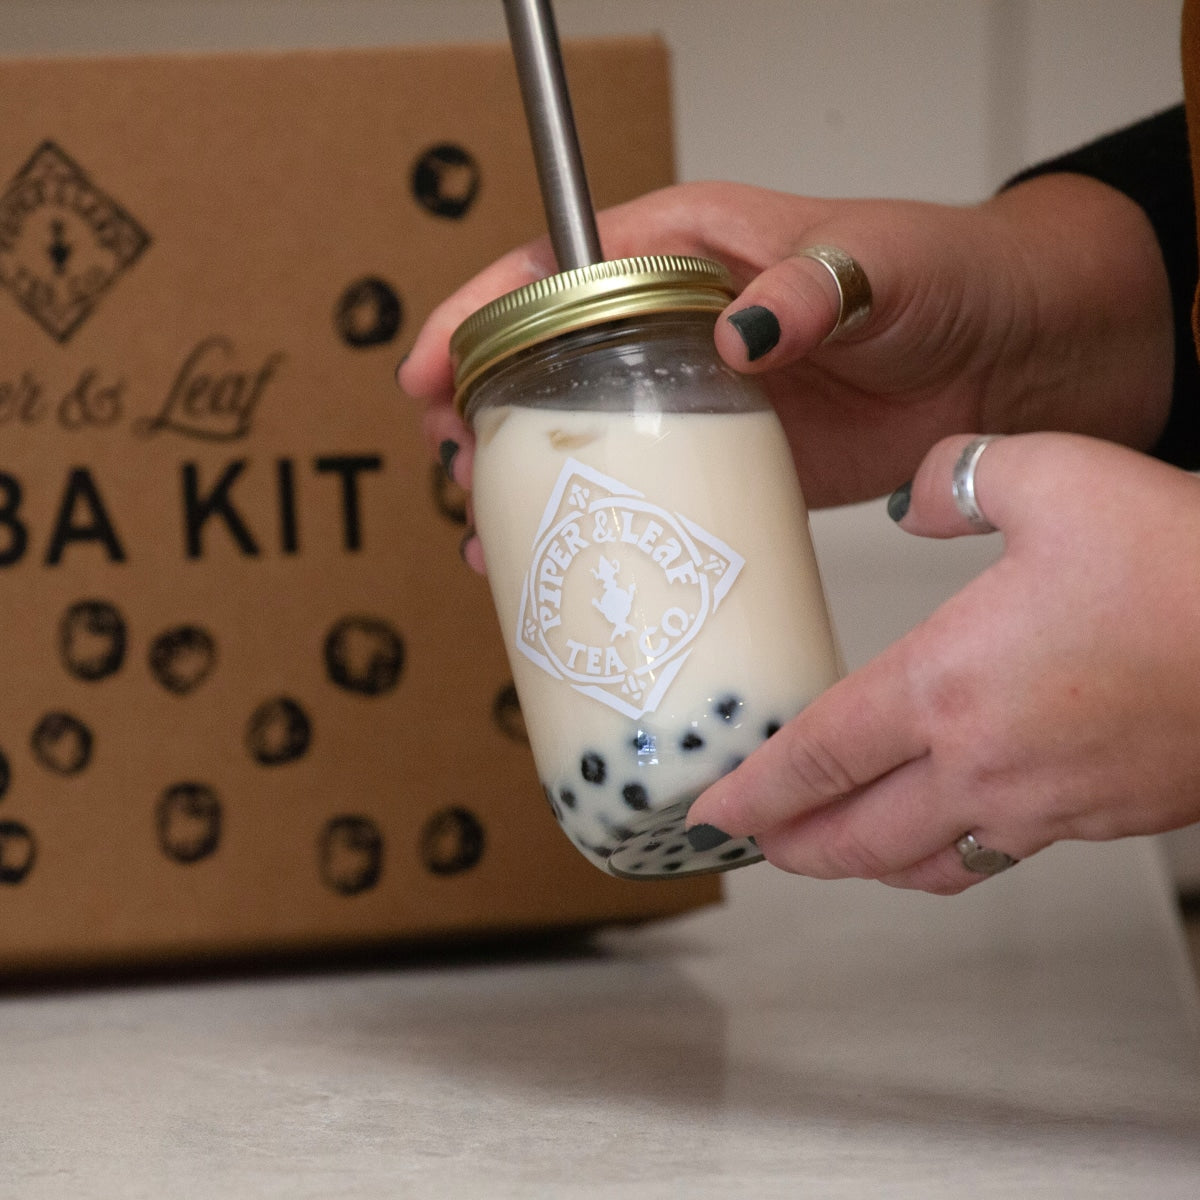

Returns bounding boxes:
[450,254,734,415]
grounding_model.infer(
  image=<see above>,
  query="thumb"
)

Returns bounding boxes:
[888,433,1015,539]
[890,430,1174,544]
[714,244,875,369]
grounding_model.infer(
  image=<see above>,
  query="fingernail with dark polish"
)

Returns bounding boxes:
[686,823,733,852]
[439,439,460,479]
[727,305,781,362]
[887,481,912,522]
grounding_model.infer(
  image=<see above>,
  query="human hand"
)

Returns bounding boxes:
[398,173,1172,562]
[684,431,1200,893]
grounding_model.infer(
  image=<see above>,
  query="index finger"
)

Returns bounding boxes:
[686,640,929,837]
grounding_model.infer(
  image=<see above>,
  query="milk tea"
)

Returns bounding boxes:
[472,402,840,877]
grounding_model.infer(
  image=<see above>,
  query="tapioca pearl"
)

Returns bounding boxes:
[580,752,606,785]
[719,846,750,862]
[621,782,650,811]
[631,730,657,757]
[605,822,638,842]
[680,730,704,752]
[714,694,743,722]
[559,786,578,809]
[764,720,782,739]
[642,840,662,852]
[663,843,686,857]
[662,860,684,872]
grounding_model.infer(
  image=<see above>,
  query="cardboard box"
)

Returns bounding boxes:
[0,39,719,973]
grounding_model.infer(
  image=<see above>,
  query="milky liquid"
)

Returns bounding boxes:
[472,403,841,877]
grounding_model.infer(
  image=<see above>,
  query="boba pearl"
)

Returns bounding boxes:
[631,730,657,756]
[605,822,637,842]
[622,782,650,811]
[580,752,606,784]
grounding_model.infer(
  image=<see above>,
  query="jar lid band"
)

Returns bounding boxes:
[450,255,734,415]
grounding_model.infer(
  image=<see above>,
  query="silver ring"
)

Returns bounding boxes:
[955,832,1017,876]
[951,434,1002,533]
[798,245,872,340]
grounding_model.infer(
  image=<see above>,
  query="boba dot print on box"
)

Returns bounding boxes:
[0,597,506,916]
[0,40,714,971]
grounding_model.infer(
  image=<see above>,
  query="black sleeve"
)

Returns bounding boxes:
[1007,105,1200,469]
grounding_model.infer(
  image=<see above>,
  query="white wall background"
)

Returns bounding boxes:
[0,1,1185,200]
[4,0,1195,879]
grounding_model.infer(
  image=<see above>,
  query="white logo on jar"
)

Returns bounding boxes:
[516,458,743,719]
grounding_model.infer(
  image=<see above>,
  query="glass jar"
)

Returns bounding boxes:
[452,256,840,878]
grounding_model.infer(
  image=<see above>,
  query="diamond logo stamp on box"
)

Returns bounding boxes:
[0,140,150,343]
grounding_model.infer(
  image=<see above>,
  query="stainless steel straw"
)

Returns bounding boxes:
[502,0,603,270]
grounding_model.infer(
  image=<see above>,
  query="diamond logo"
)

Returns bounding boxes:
[517,458,743,720]
[0,141,150,342]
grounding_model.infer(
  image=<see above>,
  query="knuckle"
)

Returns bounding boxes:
[824,825,893,880]
[782,733,858,801]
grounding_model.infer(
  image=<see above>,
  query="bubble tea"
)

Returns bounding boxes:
[452,255,840,877]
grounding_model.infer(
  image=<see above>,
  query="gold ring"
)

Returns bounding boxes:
[798,244,873,340]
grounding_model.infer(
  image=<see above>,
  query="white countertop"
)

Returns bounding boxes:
[4,837,1199,1199]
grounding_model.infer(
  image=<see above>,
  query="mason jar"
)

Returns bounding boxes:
[451,255,840,878]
